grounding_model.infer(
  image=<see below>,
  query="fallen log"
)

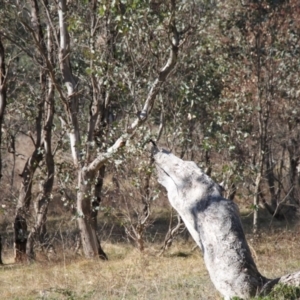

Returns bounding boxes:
[152,146,300,299]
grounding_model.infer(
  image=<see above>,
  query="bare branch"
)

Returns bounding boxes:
[87,3,181,175]
[40,0,59,49]
[156,97,165,142]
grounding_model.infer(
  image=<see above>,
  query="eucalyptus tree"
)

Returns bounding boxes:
[11,0,54,262]
[0,2,44,261]
[93,0,212,252]
[1,0,198,259]
[0,0,58,261]
[12,0,192,258]
[54,0,185,258]
[26,0,56,260]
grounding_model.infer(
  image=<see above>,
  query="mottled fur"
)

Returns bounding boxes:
[153,148,267,299]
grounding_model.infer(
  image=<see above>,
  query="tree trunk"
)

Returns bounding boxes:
[287,136,300,210]
[14,0,46,263]
[76,166,108,259]
[28,1,55,260]
[0,235,2,264]
[90,166,107,259]
[27,20,55,259]
[14,148,43,262]
[152,146,300,299]
[0,35,14,266]
[14,214,28,263]
[253,172,261,233]
[76,169,100,258]
[0,35,7,180]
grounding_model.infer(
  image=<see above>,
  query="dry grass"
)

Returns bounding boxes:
[1,207,300,300]
[1,225,300,300]
[0,242,218,300]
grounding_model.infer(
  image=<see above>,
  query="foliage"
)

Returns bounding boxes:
[257,284,300,300]
[0,0,300,262]
[233,283,300,300]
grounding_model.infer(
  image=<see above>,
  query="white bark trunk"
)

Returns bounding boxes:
[58,0,80,167]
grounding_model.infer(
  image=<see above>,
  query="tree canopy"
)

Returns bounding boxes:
[0,0,299,267]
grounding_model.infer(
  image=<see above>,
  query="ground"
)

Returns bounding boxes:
[1,210,300,300]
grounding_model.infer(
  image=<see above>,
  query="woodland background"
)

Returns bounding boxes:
[0,0,300,299]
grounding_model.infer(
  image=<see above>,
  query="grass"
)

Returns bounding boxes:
[0,242,218,300]
[1,211,300,300]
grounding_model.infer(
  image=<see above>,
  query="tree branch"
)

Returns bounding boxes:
[87,3,180,175]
